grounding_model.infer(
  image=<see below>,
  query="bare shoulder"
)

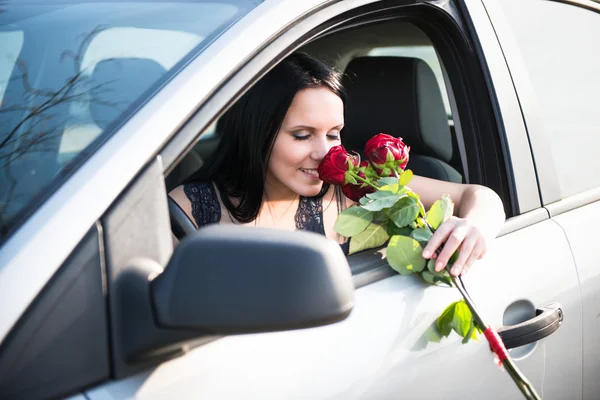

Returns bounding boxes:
[344,194,358,209]
[329,185,357,210]
[169,185,197,228]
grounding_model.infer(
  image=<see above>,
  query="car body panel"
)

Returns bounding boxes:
[551,203,600,399]
[85,219,581,399]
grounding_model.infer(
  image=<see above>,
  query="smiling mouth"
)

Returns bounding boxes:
[299,168,319,177]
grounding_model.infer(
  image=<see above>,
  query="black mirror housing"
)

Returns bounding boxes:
[152,225,354,334]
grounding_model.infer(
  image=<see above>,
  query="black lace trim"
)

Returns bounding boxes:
[184,182,221,227]
[183,181,348,255]
[295,195,325,235]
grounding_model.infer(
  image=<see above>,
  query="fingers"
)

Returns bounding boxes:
[461,239,487,275]
[422,217,489,276]
[422,217,456,259]
[434,225,469,273]
[449,233,478,276]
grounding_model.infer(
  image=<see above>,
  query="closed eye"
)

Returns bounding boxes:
[293,134,311,141]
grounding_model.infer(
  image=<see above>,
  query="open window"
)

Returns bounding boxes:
[167,20,467,194]
[164,12,511,256]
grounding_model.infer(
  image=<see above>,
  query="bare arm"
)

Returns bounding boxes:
[410,175,506,276]
[169,185,198,229]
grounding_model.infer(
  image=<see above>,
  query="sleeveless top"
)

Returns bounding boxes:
[183,182,350,255]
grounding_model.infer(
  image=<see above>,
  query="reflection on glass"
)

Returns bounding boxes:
[0,1,261,244]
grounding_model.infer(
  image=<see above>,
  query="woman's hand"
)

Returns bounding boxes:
[421,216,492,277]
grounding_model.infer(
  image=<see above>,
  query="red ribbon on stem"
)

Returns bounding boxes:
[483,328,509,366]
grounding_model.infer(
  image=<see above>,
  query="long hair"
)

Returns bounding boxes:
[188,52,346,223]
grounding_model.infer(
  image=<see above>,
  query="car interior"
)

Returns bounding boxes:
[165,20,467,242]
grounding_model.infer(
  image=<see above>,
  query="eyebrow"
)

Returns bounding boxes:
[288,123,344,131]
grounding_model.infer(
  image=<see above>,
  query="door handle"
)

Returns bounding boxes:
[497,302,563,349]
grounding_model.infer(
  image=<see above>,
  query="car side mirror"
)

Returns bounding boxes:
[151,225,355,334]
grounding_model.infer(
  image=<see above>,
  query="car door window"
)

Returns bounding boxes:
[0,0,261,246]
[490,0,600,198]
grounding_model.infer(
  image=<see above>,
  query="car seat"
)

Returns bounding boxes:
[341,56,462,183]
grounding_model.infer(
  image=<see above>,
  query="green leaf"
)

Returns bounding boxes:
[373,211,390,225]
[349,223,390,255]
[386,235,425,275]
[379,183,399,193]
[362,193,403,212]
[462,320,480,344]
[386,220,412,236]
[399,169,413,186]
[421,270,436,284]
[462,321,476,344]
[365,189,398,200]
[333,206,374,236]
[407,192,426,217]
[453,300,473,338]
[410,228,433,243]
[437,302,456,337]
[377,177,399,187]
[426,258,438,274]
[388,197,420,227]
[425,194,454,229]
[433,274,454,287]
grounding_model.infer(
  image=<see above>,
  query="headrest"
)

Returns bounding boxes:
[342,56,452,162]
[89,58,166,130]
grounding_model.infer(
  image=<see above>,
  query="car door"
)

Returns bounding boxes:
[83,1,581,399]
[0,1,582,400]
[480,1,600,398]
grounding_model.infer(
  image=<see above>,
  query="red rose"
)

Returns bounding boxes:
[317,145,359,186]
[342,183,375,202]
[341,161,376,201]
[365,133,409,171]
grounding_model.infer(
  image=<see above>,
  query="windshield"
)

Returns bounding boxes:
[0,0,261,244]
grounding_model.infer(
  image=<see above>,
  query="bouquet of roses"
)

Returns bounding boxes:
[318,134,481,343]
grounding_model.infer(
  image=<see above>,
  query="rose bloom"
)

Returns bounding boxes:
[317,145,359,186]
[364,133,409,170]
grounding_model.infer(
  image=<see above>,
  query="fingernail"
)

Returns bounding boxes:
[422,250,431,258]
[436,261,443,271]
[451,266,460,276]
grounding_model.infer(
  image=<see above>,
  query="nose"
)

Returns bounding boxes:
[311,136,335,162]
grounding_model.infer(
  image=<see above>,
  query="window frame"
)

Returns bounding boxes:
[160,0,533,285]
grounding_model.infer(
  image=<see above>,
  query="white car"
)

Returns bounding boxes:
[0,0,598,399]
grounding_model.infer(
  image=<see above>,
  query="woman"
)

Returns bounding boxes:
[170,52,505,276]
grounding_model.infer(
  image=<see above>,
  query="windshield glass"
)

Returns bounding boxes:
[0,0,261,244]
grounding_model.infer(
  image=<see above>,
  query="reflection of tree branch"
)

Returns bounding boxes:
[0,67,81,149]
[61,25,108,72]
[0,28,120,152]
[0,164,17,228]
[0,27,123,229]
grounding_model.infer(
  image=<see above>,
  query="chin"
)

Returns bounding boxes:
[296,182,324,198]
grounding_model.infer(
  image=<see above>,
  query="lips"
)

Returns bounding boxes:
[300,168,320,179]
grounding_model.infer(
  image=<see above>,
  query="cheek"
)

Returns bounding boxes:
[269,139,307,172]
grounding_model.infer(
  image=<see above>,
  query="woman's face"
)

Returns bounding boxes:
[265,87,344,198]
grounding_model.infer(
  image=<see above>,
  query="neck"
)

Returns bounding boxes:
[263,177,298,203]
